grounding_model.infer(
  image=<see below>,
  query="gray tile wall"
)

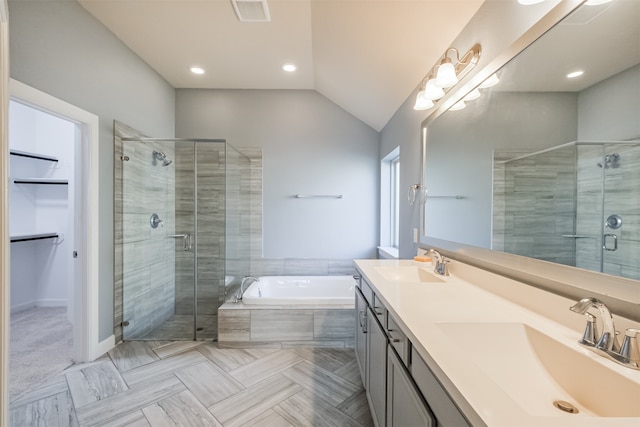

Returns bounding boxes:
[115,121,177,340]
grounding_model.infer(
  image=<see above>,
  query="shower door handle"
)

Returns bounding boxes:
[168,234,192,251]
[603,233,618,251]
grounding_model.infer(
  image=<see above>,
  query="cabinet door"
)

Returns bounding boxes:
[387,348,435,427]
[367,306,387,427]
[355,287,368,386]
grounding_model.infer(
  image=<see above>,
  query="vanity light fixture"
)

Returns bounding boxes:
[450,100,466,111]
[413,43,481,110]
[463,89,481,102]
[190,66,205,75]
[478,73,499,89]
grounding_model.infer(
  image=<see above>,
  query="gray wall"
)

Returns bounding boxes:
[175,89,380,259]
[8,0,176,341]
[578,64,640,141]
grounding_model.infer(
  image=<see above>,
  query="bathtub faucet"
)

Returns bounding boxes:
[235,276,259,302]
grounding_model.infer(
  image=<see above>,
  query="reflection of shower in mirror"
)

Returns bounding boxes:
[597,153,619,168]
[152,150,172,166]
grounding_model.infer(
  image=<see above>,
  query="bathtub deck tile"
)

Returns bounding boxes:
[251,310,314,342]
[314,309,356,340]
[218,309,250,342]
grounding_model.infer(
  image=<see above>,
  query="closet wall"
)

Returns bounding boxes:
[9,100,75,312]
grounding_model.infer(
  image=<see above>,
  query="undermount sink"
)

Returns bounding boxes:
[374,265,445,283]
[437,322,640,418]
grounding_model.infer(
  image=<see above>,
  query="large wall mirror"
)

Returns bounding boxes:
[421,0,639,287]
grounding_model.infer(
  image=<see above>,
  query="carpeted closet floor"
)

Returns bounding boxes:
[9,306,74,401]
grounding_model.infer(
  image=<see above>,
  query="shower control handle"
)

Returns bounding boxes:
[603,233,618,251]
[168,234,192,251]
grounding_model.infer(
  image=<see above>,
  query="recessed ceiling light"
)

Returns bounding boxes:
[283,64,297,72]
[517,0,544,5]
[190,66,205,75]
[567,70,584,79]
[585,0,612,5]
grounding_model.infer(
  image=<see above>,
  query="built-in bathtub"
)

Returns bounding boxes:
[218,275,357,348]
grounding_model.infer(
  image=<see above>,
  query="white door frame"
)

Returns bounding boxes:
[1,0,11,423]
[9,79,107,363]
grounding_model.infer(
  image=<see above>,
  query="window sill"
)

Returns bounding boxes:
[377,246,399,259]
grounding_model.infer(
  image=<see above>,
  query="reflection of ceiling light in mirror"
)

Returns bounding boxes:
[567,70,584,78]
[190,66,205,75]
[463,89,481,102]
[450,100,466,111]
[517,0,545,5]
[283,64,296,72]
[414,91,435,110]
[478,73,499,89]
[585,0,612,5]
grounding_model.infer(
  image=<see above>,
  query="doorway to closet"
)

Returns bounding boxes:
[7,80,101,403]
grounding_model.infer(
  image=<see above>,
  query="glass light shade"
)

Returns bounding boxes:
[435,62,458,88]
[423,79,445,100]
[463,89,481,102]
[413,91,434,110]
[478,73,499,89]
[450,100,466,111]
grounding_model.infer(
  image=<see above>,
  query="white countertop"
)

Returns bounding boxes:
[355,259,640,427]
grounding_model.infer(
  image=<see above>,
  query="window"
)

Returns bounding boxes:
[381,147,400,256]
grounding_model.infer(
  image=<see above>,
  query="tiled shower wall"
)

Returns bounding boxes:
[576,144,640,279]
[493,146,577,266]
[114,121,176,340]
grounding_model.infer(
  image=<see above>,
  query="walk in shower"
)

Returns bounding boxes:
[114,122,250,341]
[494,141,640,280]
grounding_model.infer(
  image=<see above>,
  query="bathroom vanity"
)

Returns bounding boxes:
[354,258,640,427]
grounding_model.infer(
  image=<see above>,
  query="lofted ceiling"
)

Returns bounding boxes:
[77,0,484,131]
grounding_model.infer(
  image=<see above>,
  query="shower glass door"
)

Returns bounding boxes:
[121,139,196,340]
[601,142,640,280]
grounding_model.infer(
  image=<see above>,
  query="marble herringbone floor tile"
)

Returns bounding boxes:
[9,342,373,427]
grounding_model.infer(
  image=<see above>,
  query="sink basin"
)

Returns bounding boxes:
[437,322,640,418]
[374,266,444,283]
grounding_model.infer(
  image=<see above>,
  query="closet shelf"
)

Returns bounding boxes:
[13,178,68,185]
[9,149,59,162]
[10,232,59,243]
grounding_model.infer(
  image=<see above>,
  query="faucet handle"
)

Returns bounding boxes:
[618,329,640,367]
[578,313,598,346]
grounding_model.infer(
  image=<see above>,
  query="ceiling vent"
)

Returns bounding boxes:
[231,0,271,23]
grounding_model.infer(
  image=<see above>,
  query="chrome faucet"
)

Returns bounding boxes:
[570,297,618,352]
[570,297,639,369]
[235,275,259,302]
[427,249,450,276]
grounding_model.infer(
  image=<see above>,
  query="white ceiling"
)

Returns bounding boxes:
[77,0,484,131]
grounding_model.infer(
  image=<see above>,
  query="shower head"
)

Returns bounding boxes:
[153,150,172,166]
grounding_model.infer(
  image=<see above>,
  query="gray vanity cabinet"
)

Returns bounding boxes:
[367,305,388,427]
[355,287,368,386]
[387,348,435,427]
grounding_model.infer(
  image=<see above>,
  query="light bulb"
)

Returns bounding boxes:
[435,62,458,88]
[450,100,466,111]
[478,73,499,89]
[463,89,481,102]
[423,79,445,100]
[413,91,434,110]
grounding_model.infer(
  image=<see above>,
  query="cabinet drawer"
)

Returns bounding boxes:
[372,294,386,324]
[387,314,408,364]
[358,276,374,306]
[411,347,470,427]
